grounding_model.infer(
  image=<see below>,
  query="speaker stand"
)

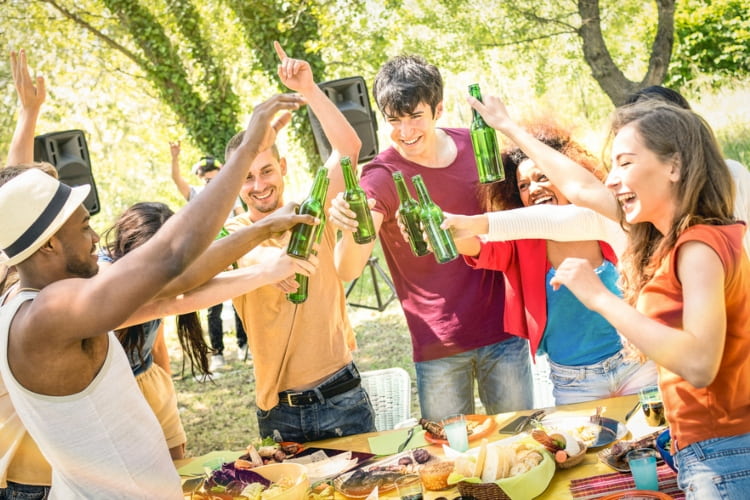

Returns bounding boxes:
[345,256,397,312]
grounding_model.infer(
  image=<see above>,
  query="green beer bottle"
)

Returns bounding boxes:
[287,167,329,259]
[469,83,505,184]
[411,174,458,264]
[341,156,376,244]
[392,171,429,257]
[287,214,326,304]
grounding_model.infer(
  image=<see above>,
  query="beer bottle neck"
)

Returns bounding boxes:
[412,176,433,206]
[393,174,412,203]
[310,168,329,201]
[341,158,358,190]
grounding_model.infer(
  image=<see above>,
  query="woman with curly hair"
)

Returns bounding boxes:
[445,120,656,404]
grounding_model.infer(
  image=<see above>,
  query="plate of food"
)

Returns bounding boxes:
[194,462,309,499]
[421,415,496,445]
[538,415,628,449]
[598,430,663,472]
[333,448,435,498]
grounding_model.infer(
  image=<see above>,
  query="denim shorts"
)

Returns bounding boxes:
[0,482,49,500]
[548,351,658,405]
[675,432,750,500]
[257,362,376,443]
[414,336,533,420]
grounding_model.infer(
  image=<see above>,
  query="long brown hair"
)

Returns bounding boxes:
[608,101,735,303]
[101,202,212,378]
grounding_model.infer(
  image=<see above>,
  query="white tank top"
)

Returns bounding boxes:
[0,290,182,499]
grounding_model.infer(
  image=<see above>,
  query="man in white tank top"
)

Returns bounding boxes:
[0,93,307,498]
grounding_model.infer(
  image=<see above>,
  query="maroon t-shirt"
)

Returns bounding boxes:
[360,128,510,362]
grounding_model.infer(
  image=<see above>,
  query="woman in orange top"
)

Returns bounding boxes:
[469,95,750,500]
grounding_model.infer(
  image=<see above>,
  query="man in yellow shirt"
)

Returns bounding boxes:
[223,43,375,442]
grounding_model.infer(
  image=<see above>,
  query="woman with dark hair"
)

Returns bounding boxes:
[469,94,750,499]
[445,121,656,404]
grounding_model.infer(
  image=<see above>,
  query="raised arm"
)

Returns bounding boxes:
[29,94,305,343]
[274,41,361,206]
[120,249,318,327]
[168,140,191,201]
[468,94,620,221]
[6,49,45,165]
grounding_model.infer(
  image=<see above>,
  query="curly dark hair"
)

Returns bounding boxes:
[101,202,212,378]
[478,120,605,211]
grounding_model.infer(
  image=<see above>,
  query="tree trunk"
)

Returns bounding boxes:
[578,0,675,106]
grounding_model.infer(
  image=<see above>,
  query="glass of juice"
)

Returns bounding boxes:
[442,414,469,452]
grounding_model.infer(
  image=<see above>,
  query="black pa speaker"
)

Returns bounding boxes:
[308,76,379,164]
[33,129,101,215]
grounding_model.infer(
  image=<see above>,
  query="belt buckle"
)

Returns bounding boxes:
[286,392,301,407]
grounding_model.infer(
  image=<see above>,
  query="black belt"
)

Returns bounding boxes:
[279,371,361,407]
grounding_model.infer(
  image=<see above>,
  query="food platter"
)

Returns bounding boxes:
[333,448,435,498]
[286,448,375,483]
[423,415,497,445]
[539,415,628,449]
[597,447,663,472]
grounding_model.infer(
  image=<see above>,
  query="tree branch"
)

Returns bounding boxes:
[40,0,147,69]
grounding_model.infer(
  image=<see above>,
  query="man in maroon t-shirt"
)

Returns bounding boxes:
[329,55,533,420]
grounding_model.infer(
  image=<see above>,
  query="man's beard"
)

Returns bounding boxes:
[65,252,98,279]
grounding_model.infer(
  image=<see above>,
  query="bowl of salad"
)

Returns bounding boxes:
[195,461,309,499]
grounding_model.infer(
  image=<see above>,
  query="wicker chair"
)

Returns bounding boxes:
[360,367,412,431]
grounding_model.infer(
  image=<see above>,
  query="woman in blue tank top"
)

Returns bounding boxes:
[449,121,657,404]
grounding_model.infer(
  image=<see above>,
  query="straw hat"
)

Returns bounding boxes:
[0,169,90,266]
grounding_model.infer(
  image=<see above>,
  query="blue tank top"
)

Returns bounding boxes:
[541,260,622,365]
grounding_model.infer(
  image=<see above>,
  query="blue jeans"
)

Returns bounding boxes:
[548,351,658,405]
[257,363,376,443]
[675,432,750,500]
[414,336,533,421]
[0,483,49,500]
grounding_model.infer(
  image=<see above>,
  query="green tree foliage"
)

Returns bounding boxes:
[668,0,750,89]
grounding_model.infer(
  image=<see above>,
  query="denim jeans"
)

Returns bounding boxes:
[257,363,376,443]
[0,483,49,500]
[548,351,658,405]
[414,336,533,421]
[675,432,750,500]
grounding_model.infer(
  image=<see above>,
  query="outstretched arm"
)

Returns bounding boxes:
[6,49,45,165]
[442,204,627,257]
[168,140,191,201]
[467,94,620,221]
[121,249,318,327]
[153,202,317,298]
[274,41,361,206]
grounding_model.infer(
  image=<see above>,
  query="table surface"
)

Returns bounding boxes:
[177,393,668,499]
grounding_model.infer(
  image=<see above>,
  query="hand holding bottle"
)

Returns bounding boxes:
[328,193,377,232]
[265,248,319,293]
[259,201,319,239]
[466,93,516,135]
[441,213,489,240]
